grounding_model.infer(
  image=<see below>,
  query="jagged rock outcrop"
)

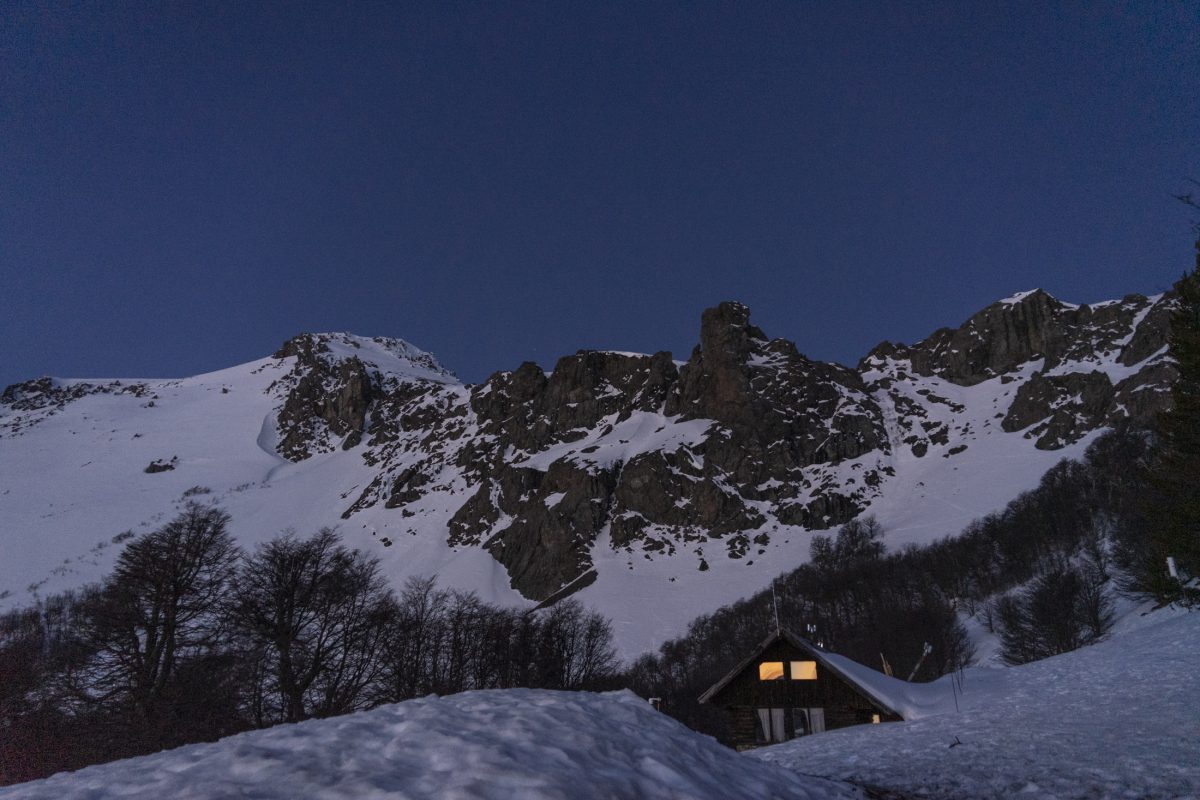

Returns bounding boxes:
[669,302,884,463]
[887,290,1172,386]
[359,303,890,599]
[1002,371,1116,449]
[3,290,1176,611]
[297,293,1175,601]
[271,333,456,461]
[903,289,1066,384]
[863,290,1175,458]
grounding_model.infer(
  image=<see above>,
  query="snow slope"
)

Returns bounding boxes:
[0,350,1093,657]
[0,342,529,614]
[0,690,859,800]
[754,607,1200,800]
[0,291,1175,659]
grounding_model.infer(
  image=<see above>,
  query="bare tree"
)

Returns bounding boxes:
[228,529,392,723]
[81,503,238,731]
[995,561,1114,665]
[537,600,619,689]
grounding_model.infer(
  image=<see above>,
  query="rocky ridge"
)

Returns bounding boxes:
[235,290,1174,600]
[0,290,1176,614]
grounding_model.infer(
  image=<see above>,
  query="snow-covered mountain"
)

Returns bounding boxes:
[0,290,1175,657]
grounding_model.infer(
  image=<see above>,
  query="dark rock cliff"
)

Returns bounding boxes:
[259,292,1174,602]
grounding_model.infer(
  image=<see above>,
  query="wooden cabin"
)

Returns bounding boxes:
[698,628,904,749]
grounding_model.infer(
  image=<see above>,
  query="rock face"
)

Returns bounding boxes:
[269,332,458,461]
[3,291,1175,609]
[1002,371,1116,449]
[901,290,1067,385]
[889,290,1172,386]
[862,290,1175,456]
[251,291,1171,603]
[253,293,1177,602]
[272,338,375,459]
[416,303,887,599]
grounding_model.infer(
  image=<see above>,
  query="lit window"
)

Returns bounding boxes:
[790,661,818,680]
[759,661,785,680]
[871,714,881,724]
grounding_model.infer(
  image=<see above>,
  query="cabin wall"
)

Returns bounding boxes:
[728,708,759,750]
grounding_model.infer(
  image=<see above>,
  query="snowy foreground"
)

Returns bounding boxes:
[755,608,1200,800]
[0,689,857,800]
[5,610,1195,800]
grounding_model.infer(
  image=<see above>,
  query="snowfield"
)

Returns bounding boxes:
[0,689,859,800]
[754,607,1200,800]
[0,335,1114,660]
[0,291,1175,659]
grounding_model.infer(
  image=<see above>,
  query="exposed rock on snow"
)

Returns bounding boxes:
[1001,370,1116,449]
[0,690,859,800]
[0,292,1179,656]
[271,333,457,461]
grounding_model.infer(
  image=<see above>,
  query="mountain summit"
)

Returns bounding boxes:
[0,292,1175,656]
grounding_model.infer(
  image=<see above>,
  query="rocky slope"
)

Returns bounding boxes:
[0,289,1175,656]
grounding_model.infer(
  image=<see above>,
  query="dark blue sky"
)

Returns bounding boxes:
[2,2,1198,387]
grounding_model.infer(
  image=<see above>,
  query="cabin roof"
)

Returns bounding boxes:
[697,628,905,719]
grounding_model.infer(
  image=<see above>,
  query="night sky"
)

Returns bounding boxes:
[2,2,1198,387]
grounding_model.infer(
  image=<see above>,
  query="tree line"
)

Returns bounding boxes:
[0,506,618,786]
[1128,230,1200,604]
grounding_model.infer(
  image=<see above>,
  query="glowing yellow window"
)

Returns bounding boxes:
[871,714,881,724]
[758,661,785,680]
[790,661,818,680]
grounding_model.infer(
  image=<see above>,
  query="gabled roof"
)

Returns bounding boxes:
[697,628,905,719]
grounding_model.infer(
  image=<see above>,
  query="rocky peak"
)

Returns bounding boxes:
[903,289,1070,385]
[274,332,455,384]
[696,301,768,365]
[432,302,891,600]
[667,301,762,424]
[863,289,1175,455]
[880,289,1173,390]
[670,303,884,466]
[272,332,332,361]
[269,332,455,462]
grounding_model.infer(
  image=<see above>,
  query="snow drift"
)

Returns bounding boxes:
[0,689,858,800]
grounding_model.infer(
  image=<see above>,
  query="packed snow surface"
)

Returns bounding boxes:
[0,690,858,800]
[754,608,1200,800]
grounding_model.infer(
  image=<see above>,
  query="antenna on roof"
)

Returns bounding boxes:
[771,579,781,634]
